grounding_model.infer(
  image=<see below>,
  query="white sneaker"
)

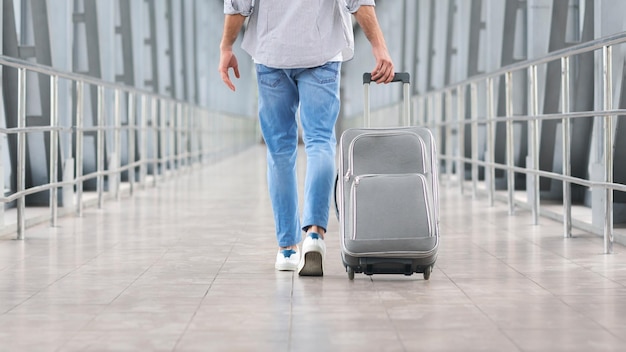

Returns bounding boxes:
[298,233,326,276]
[275,249,300,271]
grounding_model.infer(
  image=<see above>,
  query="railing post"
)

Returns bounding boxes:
[561,56,572,238]
[169,101,176,172]
[486,77,495,206]
[417,97,425,126]
[470,82,479,198]
[16,68,27,240]
[602,45,614,254]
[505,71,515,215]
[211,110,216,160]
[410,98,416,126]
[96,86,105,209]
[128,92,136,195]
[199,108,205,162]
[189,105,195,166]
[528,65,540,225]
[114,89,122,201]
[152,97,158,187]
[206,110,212,162]
[457,85,466,193]
[167,102,173,170]
[160,100,167,178]
[50,75,59,227]
[75,81,84,217]
[140,95,148,187]
[178,104,184,171]
[177,103,184,172]
[435,93,444,176]
[192,106,198,164]
[192,107,200,164]
[427,95,434,129]
[445,90,453,181]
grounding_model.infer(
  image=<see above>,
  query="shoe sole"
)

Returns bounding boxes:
[298,251,324,276]
[275,264,298,271]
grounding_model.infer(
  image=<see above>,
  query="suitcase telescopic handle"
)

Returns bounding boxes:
[362,72,410,84]
[363,72,412,127]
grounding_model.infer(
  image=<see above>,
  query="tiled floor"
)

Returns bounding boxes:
[1,145,626,351]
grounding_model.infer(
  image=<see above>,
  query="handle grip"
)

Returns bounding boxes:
[363,72,410,84]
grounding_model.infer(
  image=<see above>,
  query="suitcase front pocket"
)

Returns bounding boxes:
[348,173,433,241]
[346,131,428,177]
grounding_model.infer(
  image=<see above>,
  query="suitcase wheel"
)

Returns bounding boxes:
[423,265,432,280]
[347,267,355,280]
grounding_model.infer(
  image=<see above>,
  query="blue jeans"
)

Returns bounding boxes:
[256,62,341,248]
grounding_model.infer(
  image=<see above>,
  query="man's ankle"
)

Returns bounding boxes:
[306,225,325,239]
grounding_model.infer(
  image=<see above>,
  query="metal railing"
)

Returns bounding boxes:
[406,32,626,254]
[0,54,258,240]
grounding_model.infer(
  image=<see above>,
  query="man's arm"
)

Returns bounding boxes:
[219,14,246,91]
[353,5,394,84]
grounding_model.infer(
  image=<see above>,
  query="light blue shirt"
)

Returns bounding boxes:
[224,0,376,69]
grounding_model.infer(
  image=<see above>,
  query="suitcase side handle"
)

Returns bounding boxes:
[363,72,410,84]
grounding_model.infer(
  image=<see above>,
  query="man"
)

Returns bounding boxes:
[219,0,394,276]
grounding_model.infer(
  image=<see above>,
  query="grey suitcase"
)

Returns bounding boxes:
[336,72,439,280]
